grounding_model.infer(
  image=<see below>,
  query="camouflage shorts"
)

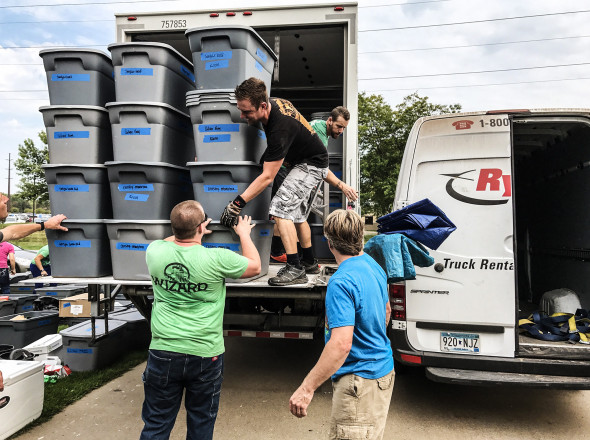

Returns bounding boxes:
[269,163,328,223]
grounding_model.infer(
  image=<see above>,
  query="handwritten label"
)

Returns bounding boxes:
[54,240,92,248]
[180,64,195,82]
[259,229,271,237]
[125,193,149,202]
[44,292,58,296]
[116,242,149,251]
[198,124,240,133]
[51,73,90,81]
[206,60,229,70]
[203,134,231,143]
[118,184,154,192]
[67,348,93,354]
[121,68,153,76]
[255,61,263,72]
[256,48,268,63]
[54,131,89,139]
[54,185,89,192]
[203,243,240,251]
[121,128,151,136]
[201,51,232,61]
[204,185,238,193]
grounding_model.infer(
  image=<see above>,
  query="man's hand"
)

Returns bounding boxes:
[233,215,255,237]
[220,201,243,228]
[289,385,314,418]
[339,182,358,202]
[44,214,68,231]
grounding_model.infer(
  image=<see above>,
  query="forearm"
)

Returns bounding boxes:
[323,169,342,188]
[238,233,261,267]
[300,338,349,392]
[240,174,274,202]
[9,256,15,272]
[1,223,43,241]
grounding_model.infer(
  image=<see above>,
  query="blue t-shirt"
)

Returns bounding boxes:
[325,253,394,380]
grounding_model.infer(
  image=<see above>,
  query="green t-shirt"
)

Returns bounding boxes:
[311,119,329,148]
[146,241,248,357]
[31,245,50,266]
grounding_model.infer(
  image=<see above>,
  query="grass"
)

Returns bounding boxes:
[0,223,48,250]
[11,349,148,438]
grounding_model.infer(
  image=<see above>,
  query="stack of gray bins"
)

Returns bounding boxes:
[39,48,115,277]
[308,112,345,258]
[184,25,278,281]
[104,42,196,280]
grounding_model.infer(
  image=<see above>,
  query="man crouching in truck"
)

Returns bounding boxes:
[289,210,394,440]
[221,77,353,286]
[139,200,260,440]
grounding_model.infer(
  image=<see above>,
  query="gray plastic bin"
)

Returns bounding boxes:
[0,300,16,317]
[185,25,277,91]
[187,162,271,220]
[0,311,59,348]
[40,105,113,164]
[46,220,112,277]
[39,48,115,106]
[106,220,172,281]
[59,319,127,371]
[35,285,85,299]
[106,162,193,220]
[110,308,150,349]
[106,102,194,166]
[43,164,112,219]
[329,154,343,181]
[329,191,344,211]
[9,284,35,295]
[310,112,344,154]
[310,224,333,260]
[7,294,38,313]
[109,42,196,113]
[186,90,267,162]
[202,221,273,282]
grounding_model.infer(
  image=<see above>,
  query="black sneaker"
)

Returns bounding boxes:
[302,259,320,274]
[268,264,308,286]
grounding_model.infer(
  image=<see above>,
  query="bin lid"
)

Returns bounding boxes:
[110,309,147,322]
[108,42,194,67]
[39,47,111,60]
[39,105,109,114]
[36,285,85,292]
[105,161,189,171]
[186,161,260,167]
[104,219,171,225]
[42,163,107,169]
[60,319,127,338]
[105,101,190,119]
[0,360,44,387]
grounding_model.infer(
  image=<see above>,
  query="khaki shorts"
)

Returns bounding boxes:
[329,370,395,440]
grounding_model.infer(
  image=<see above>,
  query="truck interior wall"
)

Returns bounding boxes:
[513,119,590,312]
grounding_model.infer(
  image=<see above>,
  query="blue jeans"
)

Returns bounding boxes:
[29,263,54,288]
[139,349,224,440]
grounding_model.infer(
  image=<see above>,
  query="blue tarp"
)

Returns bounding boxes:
[364,234,434,283]
[376,198,456,250]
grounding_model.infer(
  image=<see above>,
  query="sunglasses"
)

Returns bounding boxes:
[197,212,208,227]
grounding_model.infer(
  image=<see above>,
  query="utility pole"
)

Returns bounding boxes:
[6,153,11,212]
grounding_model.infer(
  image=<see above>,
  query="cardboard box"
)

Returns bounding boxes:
[58,293,106,318]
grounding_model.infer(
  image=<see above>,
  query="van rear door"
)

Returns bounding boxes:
[402,114,516,358]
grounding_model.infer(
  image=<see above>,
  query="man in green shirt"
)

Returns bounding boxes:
[310,106,351,148]
[139,200,261,440]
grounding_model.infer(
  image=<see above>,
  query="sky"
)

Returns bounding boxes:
[1,0,590,192]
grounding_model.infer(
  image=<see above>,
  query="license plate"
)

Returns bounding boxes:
[440,332,480,353]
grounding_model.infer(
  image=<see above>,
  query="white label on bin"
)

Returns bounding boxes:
[180,65,195,83]
[121,68,153,76]
[117,242,149,251]
[125,193,150,202]
[121,128,151,135]
[203,134,230,143]
[199,124,240,133]
[204,185,237,193]
[54,131,89,139]
[54,185,89,192]
[201,51,232,61]
[206,60,229,70]
[118,184,154,192]
[203,243,240,251]
[54,240,91,248]
[51,73,90,81]
[256,48,268,63]
[255,61,263,72]
[71,305,84,315]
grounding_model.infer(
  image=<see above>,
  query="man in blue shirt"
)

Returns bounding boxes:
[289,210,394,439]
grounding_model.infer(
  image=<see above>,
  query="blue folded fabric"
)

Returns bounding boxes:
[364,234,435,283]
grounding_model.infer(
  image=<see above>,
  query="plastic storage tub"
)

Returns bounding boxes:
[310,224,333,259]
[202,220,273,282]
[9,284,35,294]
[0,311,59,348]
[106,161,194,220]
[106,102,195,166]
[329,154,343,180]
[185,25,277,91]
[186,90,267,162]
[329,191,343,211]
[35,285,85,298]
[46,220,112,277]
[40,105,113,164]
[0,360,44,440]
[39,48,115,106]
[23,334,63,361]
[7,294,38,313]
[109,42,196,112]
[43,164,112,219]
[0,300,16,317]
[110,308,150,349]
[60,319,127,371]
[105,220,172,280]
[187,162,271,220]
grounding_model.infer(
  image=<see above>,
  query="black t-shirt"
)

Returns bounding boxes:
[260,98,328,168]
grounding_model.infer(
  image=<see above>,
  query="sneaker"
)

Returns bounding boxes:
[270,252,287,263]
[302,259,320,274]
[268,264,308,286]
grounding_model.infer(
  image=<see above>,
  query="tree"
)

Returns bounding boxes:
[15,131,49,215]
[359,92,461,216]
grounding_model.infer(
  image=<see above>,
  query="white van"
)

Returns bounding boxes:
[390,109,590,388]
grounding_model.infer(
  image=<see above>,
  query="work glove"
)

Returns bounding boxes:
[220,195,247,228]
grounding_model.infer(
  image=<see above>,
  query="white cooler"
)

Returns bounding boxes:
[24,334,63,361]
[0,360,44,440]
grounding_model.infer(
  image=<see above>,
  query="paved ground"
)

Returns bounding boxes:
[14,337,590,440]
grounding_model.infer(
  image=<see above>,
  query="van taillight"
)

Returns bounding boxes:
[389,283,406,321]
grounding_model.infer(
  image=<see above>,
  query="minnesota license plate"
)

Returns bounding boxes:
[440,332,480,353]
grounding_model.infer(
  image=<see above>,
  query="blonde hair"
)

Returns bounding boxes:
[170,200,205,239]
[324,209,364,256]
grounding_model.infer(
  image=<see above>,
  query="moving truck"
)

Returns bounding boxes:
[389,110,590,388]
